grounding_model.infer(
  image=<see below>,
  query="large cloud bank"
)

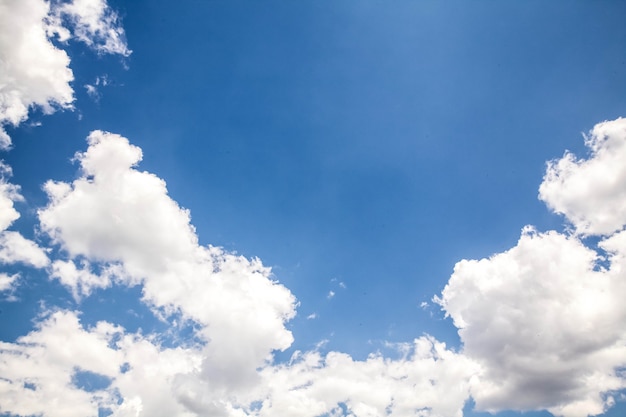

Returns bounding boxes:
[1,1,626,416]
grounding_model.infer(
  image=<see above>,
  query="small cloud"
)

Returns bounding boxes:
[84,84,99,100]
[327,290,335,299]
[306,313,317,320]
[95,75,110,87]
[85,76,111,102]
[0,272,19,293]
[339,281,347,289]
[314,339,329,350]
[420,301,429,310]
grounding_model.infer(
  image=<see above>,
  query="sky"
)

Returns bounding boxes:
[1,0,626,416]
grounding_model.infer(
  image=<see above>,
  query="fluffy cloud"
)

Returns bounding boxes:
[38,131,298,411]
[0,308,478,417]
[250,338,478,417]
[437,227,626,417]
[0,309,208,417]
[0,310,124,417]
[436,117,626,417]
[49,259,117,300]
[0,0,129,148]
[539,118,626,236]
[0,0,73,148]
[0,231,49,268]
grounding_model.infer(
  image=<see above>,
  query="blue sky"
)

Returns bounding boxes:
[1,1,626,416]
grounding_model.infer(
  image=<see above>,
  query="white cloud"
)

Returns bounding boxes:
[53,0,131,57]
[112,331,205,417]
[84,76,110,101]
[251,337,478,417]
[0,272,19,292]
[50,259,116,300]
[85,83,99,99]
[0,310,124,417]
[0,0,74,148]
[539,118,626,236]
[0,231,49,268]
[38,131,298,411]
[436,227,626,417]
[0,309,209,417]
[0,0,129,148]
[0,163,23,230]
[0,310,479,417]
[432,117,626,417]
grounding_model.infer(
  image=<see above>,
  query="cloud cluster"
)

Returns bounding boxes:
[0,310,123,417]
[1,0,626,415]
[437,118,626,417]
[0,130,479,417]
[0,0,129,148]
[4,121,622,417]
[0,308,210,417]
[252,338,478,417]
[437,228,626,417]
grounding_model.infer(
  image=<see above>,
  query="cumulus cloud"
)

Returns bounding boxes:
[0,162,49,269]
[38,131,298,412]
[0,310,124,417]
[436,117,626,417]
[0,309,209,417]
[539,118,626,236]
[0,0,129,147]
[436,227,626,417]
